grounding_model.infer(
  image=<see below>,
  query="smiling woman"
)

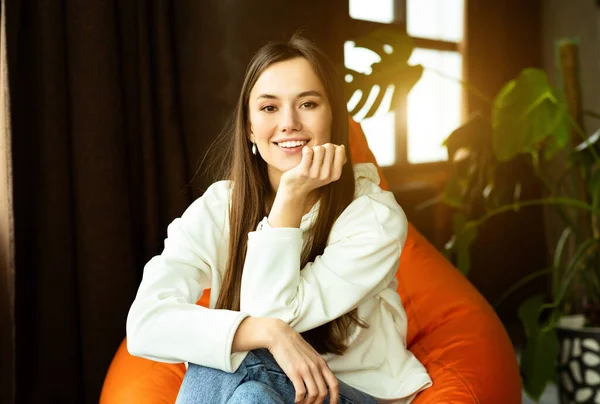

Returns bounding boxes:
[248,57,334,191]
[126,34,431,404]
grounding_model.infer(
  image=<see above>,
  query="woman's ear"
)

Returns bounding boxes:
[246,122,254,142]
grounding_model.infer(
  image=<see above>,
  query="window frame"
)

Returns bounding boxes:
[346,0,465,189]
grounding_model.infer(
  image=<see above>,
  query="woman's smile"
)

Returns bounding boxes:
[273,139,310,155]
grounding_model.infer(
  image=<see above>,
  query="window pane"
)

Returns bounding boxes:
[407,0,464,42]
[343,41,381,75]
[349,0,395,24]
[407,49,462,164]
[359,102,396,167]
[344,41,396,167]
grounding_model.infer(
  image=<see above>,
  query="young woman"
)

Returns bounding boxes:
[126,34,431,404]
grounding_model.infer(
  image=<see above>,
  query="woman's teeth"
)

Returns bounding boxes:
[278,140,307,148]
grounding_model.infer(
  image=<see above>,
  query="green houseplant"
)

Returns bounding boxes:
[344,28,600,401]
[440,39,600,401]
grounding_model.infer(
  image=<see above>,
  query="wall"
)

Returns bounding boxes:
[542,0,600,132]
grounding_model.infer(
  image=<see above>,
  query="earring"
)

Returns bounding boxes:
[252,142,257,155]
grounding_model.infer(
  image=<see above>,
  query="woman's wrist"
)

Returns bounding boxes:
[232,317,286,353]
[267,188,308,228]
[277,181,310,199]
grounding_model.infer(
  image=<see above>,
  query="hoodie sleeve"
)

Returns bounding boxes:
[240,186,407,333]
[126,181,250,373]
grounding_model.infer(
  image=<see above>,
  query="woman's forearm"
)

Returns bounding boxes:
[231,317,283,353]
[268,188,307,228]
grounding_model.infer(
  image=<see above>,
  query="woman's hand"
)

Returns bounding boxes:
[267,319,339,404]
[267,144,347,229]
[279,143,347,197]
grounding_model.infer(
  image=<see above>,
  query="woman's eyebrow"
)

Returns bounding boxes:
[256,90,323,100]
[297,90,323,98]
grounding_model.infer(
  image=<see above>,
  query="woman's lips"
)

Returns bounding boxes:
[275,143,304,154]
[273,140,310,155]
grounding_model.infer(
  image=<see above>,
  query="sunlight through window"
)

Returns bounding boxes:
[407,0,464,42]
[349,0,396,24]
[407,49,462,163]
[344,41,396,166]
[347,0,464,165]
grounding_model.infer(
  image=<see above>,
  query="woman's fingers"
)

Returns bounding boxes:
[332,145,346,181]
[289,373,307,404]
[321,363,339,404]
[267,323,338,404]
[308,362,329,404]
[299,146,314,174]
[299,365,319,404]
[309,143,346,184]
[309,145,326,179]
[283,143,346,193]
[296,343,335,404]
[319,144,335,180]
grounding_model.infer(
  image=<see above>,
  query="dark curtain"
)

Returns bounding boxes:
[9,1,189,403]
[6,0,345,403]
[0,0,16,403]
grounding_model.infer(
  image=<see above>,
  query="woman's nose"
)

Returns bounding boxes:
[279,108,302,133]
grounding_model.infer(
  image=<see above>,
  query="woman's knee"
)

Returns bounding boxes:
[228,381,285,404]
[176,363,246,404]
[182,363,241,386]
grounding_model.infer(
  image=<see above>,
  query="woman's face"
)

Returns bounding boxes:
[248,57,332,186]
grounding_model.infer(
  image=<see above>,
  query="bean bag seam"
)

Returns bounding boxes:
[425,357,480,404]
[406,305,480,403]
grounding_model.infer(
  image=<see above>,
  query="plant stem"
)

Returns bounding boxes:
[584,110,600,121]
[564,112,597,241]
[531,152,578,234]
[553,228,573,298]
[566,112,600,163]
[493,267,553,309]
[454,197,598,244]
[553,238,599,306]
[425,67,494,106]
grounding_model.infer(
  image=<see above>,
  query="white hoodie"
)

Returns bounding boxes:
[126,163,432,403]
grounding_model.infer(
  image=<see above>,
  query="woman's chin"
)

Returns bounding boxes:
[269,160,301,175]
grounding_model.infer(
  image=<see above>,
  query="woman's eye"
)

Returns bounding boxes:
[261,105,276,112]
[301,101,317,109]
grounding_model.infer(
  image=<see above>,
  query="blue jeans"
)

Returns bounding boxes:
[175,349,377,404]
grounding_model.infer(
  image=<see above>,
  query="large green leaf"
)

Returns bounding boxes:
[346,64,423,118]
[492,68,569,161]
[488,154,535,207]
[443,112,493,162]
[589,160,600,217]
[442,113,532,212]
[442,168,464,209]
[346,28,424,119]
[442,114,498,212]
[353,28,415,65]
[450,213,477,275]
[542,96,570,161]
[518,295,559,401]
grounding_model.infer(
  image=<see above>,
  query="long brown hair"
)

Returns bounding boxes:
[214,34,365,355]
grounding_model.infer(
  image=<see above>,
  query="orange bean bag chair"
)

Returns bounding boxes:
[100,118,521,403]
